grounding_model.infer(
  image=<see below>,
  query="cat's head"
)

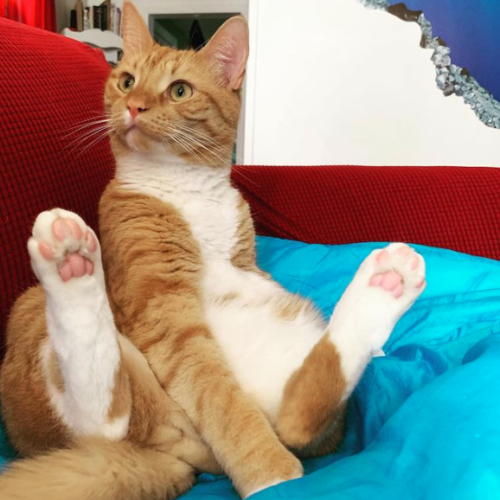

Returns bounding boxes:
[105,1,249,168]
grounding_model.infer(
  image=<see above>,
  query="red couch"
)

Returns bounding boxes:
[1,17,500,359]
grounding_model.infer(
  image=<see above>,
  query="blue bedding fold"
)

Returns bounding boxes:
[186,238,500,499]
[2,237,500,499]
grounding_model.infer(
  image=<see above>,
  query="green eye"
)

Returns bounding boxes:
[118,74,135,93]
[170,82,193,102]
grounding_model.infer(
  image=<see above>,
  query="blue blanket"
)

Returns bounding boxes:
[2,237,500,499]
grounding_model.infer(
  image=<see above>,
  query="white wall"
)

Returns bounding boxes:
[243,0,500,166]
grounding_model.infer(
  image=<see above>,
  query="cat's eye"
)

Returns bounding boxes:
[118,74,135,93]
[169,82,193,102]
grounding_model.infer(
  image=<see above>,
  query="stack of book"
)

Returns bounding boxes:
[70,0,122,35]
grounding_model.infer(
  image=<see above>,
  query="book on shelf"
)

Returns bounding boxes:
[94,6,102,31]
[70,9,77,30]
[97,0,111,31]
[104,0,111,29]
[70,1,122,35]
[115,7,122,36]
[110,5,115,33]
[83,7,90,30]
[75,0,83,31]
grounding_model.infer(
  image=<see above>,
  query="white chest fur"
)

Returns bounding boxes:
[117,154,240,263]
[117,154,324,421]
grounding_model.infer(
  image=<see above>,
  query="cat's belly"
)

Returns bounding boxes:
[203,262,325,420]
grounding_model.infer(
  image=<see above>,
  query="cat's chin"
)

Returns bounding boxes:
[123,127,163,154]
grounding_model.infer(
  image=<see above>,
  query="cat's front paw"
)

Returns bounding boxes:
[241,452,303,498]
[28,209,102,287]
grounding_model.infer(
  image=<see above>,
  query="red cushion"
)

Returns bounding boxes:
[0,18,114,357]
[232,165,500,260]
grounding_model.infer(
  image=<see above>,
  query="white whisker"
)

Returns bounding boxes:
[63,124,112,153]
[72,128,114,163]
[62,119,112,139]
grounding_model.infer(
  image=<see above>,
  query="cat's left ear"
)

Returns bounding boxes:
[202,16,249,90]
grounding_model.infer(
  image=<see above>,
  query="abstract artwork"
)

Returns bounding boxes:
[360,0,500,128]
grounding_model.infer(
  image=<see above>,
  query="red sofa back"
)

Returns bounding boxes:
[1,18,500,361]
[232,165,500,260]
[0,18,114,357]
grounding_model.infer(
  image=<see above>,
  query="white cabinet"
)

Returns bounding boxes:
[62,28,123,64]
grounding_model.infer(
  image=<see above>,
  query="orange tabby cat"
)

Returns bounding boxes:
[0,2,426,499]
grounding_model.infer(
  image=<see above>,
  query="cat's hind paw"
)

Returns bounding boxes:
[28,209,101,285]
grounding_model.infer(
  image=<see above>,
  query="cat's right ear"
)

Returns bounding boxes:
[122,1,155,56]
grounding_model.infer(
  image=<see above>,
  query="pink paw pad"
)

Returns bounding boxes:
[57,253,93,282]
[38,242,54,260]
[396,246,411,258]
[375,250,390,265]
[53,218,82,241]
[369,271,404,298]
[86,231,97,253]
[415,277,425,289]
[36,217,97,282]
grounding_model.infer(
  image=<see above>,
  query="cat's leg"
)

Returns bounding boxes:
[132,298,304,497]
[277,243,425,453]
[28,209,132,440]
[0,209,204,499]
[149,330,303,498]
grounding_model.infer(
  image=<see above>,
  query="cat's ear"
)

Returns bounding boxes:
[202,16,249,90]
[122,1,155,56]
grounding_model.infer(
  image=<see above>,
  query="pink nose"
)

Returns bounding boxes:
[128,106,148,119]
[127,97,149,119]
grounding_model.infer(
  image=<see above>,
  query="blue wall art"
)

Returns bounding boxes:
[360,0,500,128]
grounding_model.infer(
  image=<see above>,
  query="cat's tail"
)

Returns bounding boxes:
[0,438,194,500]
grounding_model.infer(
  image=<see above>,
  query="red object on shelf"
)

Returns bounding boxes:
[3,0,56,31]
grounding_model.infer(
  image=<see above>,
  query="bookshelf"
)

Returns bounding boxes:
[62,0,123,64]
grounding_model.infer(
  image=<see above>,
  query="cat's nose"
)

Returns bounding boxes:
[127,98,149,119]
